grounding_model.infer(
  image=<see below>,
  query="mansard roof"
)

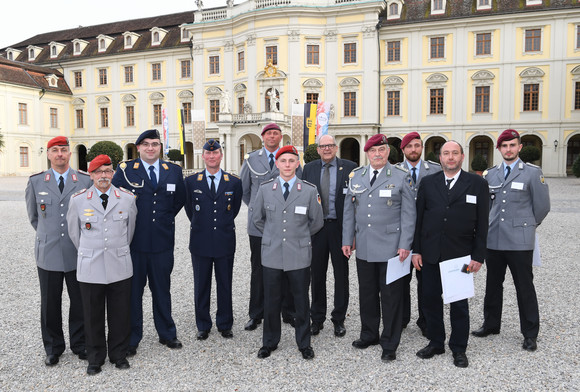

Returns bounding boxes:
[0,57,72,94]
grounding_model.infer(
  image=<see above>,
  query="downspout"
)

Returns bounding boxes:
[376,20,382,135]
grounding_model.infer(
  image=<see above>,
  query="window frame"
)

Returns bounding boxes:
[306,44,320,66]
[74,71,83,88]
[209,55,220,75]
[387,90,400,116]
[182,102,192,124]
[49,107,58,128]
[100,107,109,128]
[474,85,491,113]
[20,146,29,167]
[98,68,108,86]
[124,65,134,84]
[210,99,220,122]
[237,50,245,72]
[430,36,445,60]
[343,91,357,117]
[152,62,162,81]
[523,83,540,112]
[180,60,191,79]
[475,32,492,56]
[343,42,357,65]
[575,81,580,110]
[126,106,135,127]
[524,28,542,53]
[75,109,84,129]
[153,104,163,125]
[306,93,319,104]
[18,103,28,125]
[387,40,401,63]
[266,45,278,66]
[429,88,445,115]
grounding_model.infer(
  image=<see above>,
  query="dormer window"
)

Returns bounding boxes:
[8,52,12,60]
[27,45,42,61]
[386,0,403,20]
[126,36,131,46]
[45,74,59,88]
[122,31,140,49]
[150,27,168,46]
[72,39,89,56]
[96,34,114,53]
[5,48,21,61]
[431,0,446,15]
[99,39,105,50]
[180,24,190,42]
[49,42,66,59]
[477,0,491,10]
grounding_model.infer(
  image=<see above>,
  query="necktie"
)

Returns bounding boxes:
[505,166,511,180]
[58,176,64,193]
[209,175,216,197]
[446,178,453,189]
[149,166,157,189]
[411,167,417,184]
[100,193,108,210]
[320,163,330,217]
[269,153,274,170]
[283,182,290,200]
[370,170,379,187]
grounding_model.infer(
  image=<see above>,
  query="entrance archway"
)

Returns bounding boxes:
[125,143,137,160]
[566,133,580,174]
[77,144,88,171]
[340,137,360,166]
[424,136,446,163]
[469,135,493,169]
[239,133,263,167]
[387,137,402,164]
[521,134,543,166]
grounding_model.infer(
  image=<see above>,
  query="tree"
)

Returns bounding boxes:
[573,155,580,177]
[519,145,541,163]
[86,141,124,169]
[167,149,184,162]
[304,143,320,164]
[470,154,488,172]
[388,144,401,164]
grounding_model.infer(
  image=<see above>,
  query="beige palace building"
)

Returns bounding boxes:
[1,0,580,176]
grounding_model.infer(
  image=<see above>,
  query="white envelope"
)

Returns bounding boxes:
[439,255,475,304]
[386,252,412,285]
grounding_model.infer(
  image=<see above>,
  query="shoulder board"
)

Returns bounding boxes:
[244,153,250,160]
[77,170,90,176]
[482,170,489,177]
[260,178,275,186]
[395,165,408,173]
[525,162,540,169]
[427,160,441,166]
[30,171,45,178]
[119,187,134,195]
[352,166,364,172]
[302,180,316,188]
[485,166,496,171]
[72,188,87,198]
[227,172,240,179]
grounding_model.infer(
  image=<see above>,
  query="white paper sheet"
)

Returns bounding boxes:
[439,255,474,304]
[386,252,412,285]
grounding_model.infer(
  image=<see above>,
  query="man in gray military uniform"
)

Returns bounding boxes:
[396,132,441,336]
[240,122,300,330]
[68,154,137,375]
[472,129,551,352]
[342,134,416,362]
[25,136,92,367]
[252,145,323,360]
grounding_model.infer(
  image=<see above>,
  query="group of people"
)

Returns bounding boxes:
[25,124,550,375]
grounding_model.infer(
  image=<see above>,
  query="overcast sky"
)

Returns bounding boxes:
[1,0,229,49]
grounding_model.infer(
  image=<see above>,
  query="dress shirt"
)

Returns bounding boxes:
[52,168,70,186]
[444,170,461,190]
[504,160,518,180]
[405,160,421,181]
[278,175,297,197]
[205,169,222,190]
[140,159,160,181]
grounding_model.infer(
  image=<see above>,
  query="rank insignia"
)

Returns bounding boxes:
[297,183,302,191]
[85,223,91,230]
[162,163,169,170]
[349,172,355,179]
[44,173,51,182]
[273,182,278,190]
[195,205,200,211]
[71,173,78,182]
[387,169,391,177]
[387,199,393,206]
[540,175,545,184]
[133,162,140,169]
[197,174,203,181]
[224,174,230,181]
[83,213,94,216]
[228,204,231,211]
[40,204,46,211]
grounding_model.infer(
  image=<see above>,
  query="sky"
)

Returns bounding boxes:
[1,0,229,49]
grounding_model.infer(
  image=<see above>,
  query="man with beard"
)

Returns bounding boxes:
[68,155,137,375]
[396,132,441,336]
[412,141,488,368]
[472,129,550,352]
[25,136,91,366]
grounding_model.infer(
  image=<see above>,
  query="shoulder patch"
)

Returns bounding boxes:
[228,172,240,179]
[72,188,87,198]
[525,162,540,169]
[427,160,441,166]
[395,165,408,173]
[302,180,316,188]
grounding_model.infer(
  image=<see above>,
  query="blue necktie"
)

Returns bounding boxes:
[149,166,158,189]
[283,182,290,200]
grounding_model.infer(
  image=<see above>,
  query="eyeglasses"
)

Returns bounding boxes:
[141,142,161,148]
[93,170,114,176]
[318,144,336,150]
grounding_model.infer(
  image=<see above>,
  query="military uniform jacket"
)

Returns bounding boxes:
[112,158,185,253]
[185,171,243,258]
[342,163,416,262]
[252,177,323,271]
[25,169,92,272]
[240,149,302,237]
[67,185,137,284]
[484,161,550,251]
[396,160,442,200]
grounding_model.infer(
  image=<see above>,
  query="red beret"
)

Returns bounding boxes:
[401,132,421,149]
[275,145,299,160]
[496,129,520,148]
[364,134,388,152]
[47,136,69,149]
[88,154,112,173]
[261,122,281,136]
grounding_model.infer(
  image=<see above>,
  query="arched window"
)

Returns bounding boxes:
[265,88,280,112]
[126,36,131,46]
[389,3,398,15]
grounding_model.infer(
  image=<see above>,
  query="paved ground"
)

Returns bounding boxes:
[0,175,578,391]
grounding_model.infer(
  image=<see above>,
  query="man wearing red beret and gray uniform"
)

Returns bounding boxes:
[342,134,416,362]
[68,155,137,375]
[252,145,323,360]
[396,132,441,335]
[472,129,550,352]
[25,136,91,366]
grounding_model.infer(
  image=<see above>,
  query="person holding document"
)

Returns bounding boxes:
[411,140,488,368]
[472,129,550,352]
[342,134,416,362]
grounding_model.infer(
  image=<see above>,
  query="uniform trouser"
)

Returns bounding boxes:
[310,220,349,325]
[248,235,294,321]
[37,267,85,356]
[130,249,176,347]
[484,249,539,338]
[402,266,425,329]
[422,262,469,353]
[263,266,310,349]
[356,258,404,352]
[192,253,234,332]
[79,278,131,366]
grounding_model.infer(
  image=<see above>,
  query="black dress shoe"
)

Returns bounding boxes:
[352,339,379,349]
[381,350,396,362]
[244,318,261,331]
[453,352,469,368]
[44,354,60,366]
[113,358,130,370]
[416,345,445,359]
[257,345,277,359]
[333,321,346,337]
[283,317,295,328]
[522,337,537,352]
[159,337,183,349]
[471,326,500,337]
[299,346,315,360]
[126,346,137,357]
[310,322,323,336]
[196,330,210,340]
[74,350,88,360]
[86,365,102,375]
[220,329,233,339]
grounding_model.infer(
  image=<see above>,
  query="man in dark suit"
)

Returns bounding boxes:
[112,129,186,356]
[412,140,488,368]
[184,140,242,341]
[302,134,356,337]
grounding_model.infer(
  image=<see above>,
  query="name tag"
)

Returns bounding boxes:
[511,182,524,190]
[379,189,391,198]
[343,187,348,195]
[466,195,477,204]
[295,206,307,215]
[167,184,176,192]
